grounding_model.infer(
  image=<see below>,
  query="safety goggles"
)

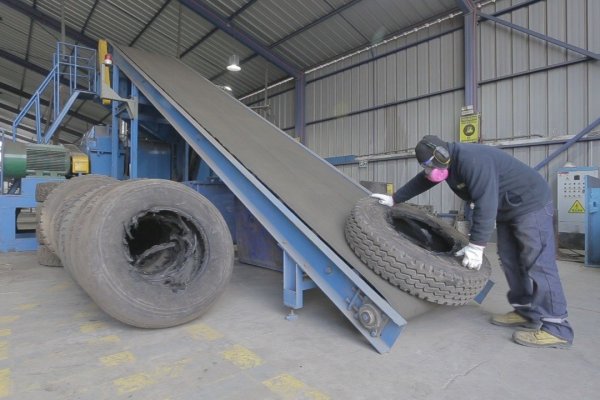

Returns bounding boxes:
[420,156,436,169]
[420,156,448,169]
[420,150,450,169]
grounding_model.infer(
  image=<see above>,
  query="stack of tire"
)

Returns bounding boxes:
[35,181,64,267]
[35,176,234,328]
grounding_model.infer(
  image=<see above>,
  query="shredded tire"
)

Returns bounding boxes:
[345,197,491,306]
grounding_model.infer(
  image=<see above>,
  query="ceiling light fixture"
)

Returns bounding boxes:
[227,54,241,72]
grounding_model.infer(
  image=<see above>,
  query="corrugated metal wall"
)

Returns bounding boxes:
[244,0,600,214]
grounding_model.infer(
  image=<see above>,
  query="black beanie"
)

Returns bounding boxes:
[415,135,450,168]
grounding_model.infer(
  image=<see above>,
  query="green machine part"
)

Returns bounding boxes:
[2,141,70,178]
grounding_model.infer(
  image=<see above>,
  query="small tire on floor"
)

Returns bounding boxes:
[344,197,491,306]
[37,244,62,267]
[62,179,235,328]
[35,181,62,203]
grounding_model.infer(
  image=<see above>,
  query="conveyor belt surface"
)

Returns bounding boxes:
[113,44,436,319]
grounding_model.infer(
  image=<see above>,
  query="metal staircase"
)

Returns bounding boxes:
[12,43,97,144]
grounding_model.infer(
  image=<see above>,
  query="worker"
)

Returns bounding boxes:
[371,135,573,348]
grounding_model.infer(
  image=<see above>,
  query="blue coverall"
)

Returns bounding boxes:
[393,142,573,343]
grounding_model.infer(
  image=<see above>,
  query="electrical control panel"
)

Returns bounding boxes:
[557,166,599,249]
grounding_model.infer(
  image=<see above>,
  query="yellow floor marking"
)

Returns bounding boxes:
[113,358,190,395]
[49,282,72,292]
[88,335,120,345]
[0,330,10,337]
[263,374,330,400]
[184,323,223,341]
[0,342,7,360]
[221,345,263,369]
[80,321,108,333]
[75,311,99,319]
[0,368,11,398]
[0,316,19,325]
[100,351,136,367]
[114,372,155,394]
[15,303,38,311]
[304,389,331,400]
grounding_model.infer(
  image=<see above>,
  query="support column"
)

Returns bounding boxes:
[130,84,139,179]
[295,74,306,144]
[111,65,120,178]
[458,0,478,110]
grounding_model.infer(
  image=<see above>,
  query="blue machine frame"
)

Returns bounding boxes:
[585,176,600,267]
[0,176,64,252]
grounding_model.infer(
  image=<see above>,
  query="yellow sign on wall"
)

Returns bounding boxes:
[568,200,585,213]
[459,114,480,143]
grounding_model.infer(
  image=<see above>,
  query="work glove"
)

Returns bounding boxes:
[370,193,394,207]
[455,243,485,270]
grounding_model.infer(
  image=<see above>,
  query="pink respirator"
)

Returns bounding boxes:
[425,168,448,183]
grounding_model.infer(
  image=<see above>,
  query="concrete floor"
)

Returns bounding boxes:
[0,245,598,400]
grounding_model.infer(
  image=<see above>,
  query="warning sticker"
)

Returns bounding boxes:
[459,114,480,143]
[568,200,585,213]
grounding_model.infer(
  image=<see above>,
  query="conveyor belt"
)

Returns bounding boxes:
[112,44,437,319]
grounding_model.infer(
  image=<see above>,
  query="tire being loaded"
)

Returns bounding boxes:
[38,175,117,254]
[345,197,491,306]
[62,179,234,328]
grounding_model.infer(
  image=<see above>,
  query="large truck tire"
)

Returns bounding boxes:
[62,179,234,328]
[37,175,116,254]
[345,197,491,306]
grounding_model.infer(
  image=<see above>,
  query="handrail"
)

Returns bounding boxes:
[12,65,58,141]
[11,42,97,144]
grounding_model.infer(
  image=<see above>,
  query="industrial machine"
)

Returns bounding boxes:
[80,124,172,180]
[585,175,600,267]
[0,138,90,252]
[2,141,89,179]
[557,166,599,250]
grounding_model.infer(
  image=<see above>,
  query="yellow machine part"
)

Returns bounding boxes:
[98,39,112,106]
[64,144,90,174]
[71,153,90,174]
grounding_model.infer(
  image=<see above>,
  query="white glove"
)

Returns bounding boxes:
[455,243,485,270]
[370,193,394,207]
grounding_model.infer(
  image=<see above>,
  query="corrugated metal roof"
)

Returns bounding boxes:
[0,2,33,58]
[233,0,333,45]
[36,0,97,32]
[0,0,462,142]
